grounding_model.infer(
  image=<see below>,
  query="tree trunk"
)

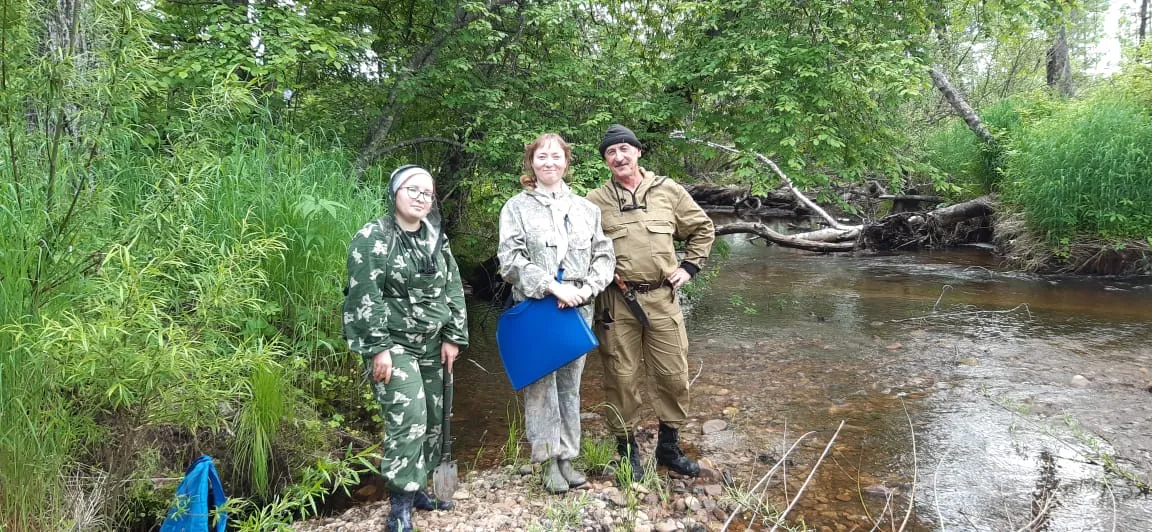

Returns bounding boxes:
[929,67,997,146]
[1140,0,1149,46]
[1046,26,1074,98]
[353,1,515,182]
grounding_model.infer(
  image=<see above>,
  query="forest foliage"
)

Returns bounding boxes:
[1,0,1149,529]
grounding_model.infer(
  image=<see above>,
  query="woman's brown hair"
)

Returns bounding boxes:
[519,133,572,189]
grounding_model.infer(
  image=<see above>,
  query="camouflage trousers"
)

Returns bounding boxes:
[366,334,446,494]
[523,354,586,463]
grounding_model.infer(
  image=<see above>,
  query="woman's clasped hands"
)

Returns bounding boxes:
[549,282,593,309]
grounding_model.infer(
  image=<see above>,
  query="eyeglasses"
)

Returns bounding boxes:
[401,186,435,202]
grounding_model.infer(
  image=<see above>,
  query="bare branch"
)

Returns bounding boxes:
[672,132,859,231]
[376,136,467,156]
[769,420,846,532]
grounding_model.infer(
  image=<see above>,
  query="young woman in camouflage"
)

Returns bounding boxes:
[497,133,616,494]
[342,165,468,532]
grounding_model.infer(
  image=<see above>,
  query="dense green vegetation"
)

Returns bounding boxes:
[1,0,1149,529]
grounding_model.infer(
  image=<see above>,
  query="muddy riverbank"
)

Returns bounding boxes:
[303,220,1152,530]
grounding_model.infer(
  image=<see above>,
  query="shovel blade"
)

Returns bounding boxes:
[431,461,458,501]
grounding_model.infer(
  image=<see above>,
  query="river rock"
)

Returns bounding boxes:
[702,419,728,434]
[1071,374,1090,387]
[605,487,627,507]
[703,484,723,497]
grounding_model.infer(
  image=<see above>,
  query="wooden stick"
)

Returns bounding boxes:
[769,420,846,532]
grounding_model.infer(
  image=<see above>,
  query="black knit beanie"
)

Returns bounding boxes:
[598,124,642,158]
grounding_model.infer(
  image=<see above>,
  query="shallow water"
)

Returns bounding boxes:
[412,219,1152,529]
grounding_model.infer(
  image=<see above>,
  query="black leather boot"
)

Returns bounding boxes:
[385,491,415,532]
[414,489,455,511]
[615,435,645,482]
[655,423,700,477]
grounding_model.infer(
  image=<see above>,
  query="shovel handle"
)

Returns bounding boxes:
[440,370,453,460]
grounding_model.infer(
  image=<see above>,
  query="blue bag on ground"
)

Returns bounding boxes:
[496,280,598,391]
[160,454,228,532]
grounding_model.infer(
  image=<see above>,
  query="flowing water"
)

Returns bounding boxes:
[363,218,1152,529]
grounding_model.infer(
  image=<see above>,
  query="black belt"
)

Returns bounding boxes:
[624,280,668,294]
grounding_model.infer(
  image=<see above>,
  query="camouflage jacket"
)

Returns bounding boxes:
[498,186,615,316]
[342,217,469,360]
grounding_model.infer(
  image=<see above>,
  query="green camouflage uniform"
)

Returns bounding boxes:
[343,217,468,494]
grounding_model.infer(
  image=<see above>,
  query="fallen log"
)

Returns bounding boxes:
[788,226,861,242]
[682,183,798,212]
[877,194,945,203]
[672,132,994,253]
[701,205,798,218]
[861,196,994,250]
[715,222,857,252]
[674,133,856,232]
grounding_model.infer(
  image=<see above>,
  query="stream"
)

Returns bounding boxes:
[354,217,1152,530]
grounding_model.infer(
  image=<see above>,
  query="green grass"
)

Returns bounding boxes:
[1003,97,1152,243]
[577,437,616,475]
[0,126,394,528]
[232,357,290,496]
[920,93,1057,195]
[503,399,527,466]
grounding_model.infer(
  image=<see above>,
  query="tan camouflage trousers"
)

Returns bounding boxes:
[523,354,586,463]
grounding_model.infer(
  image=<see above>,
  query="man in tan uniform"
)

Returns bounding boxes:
[586,124,715,479]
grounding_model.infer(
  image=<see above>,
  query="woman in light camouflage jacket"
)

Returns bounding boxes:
[497,133,615,493]
[343,165,468,532]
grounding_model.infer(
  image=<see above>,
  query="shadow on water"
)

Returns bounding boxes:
[347,216,1152,529]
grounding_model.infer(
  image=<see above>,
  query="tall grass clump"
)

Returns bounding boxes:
[921,94,1053,194]
[1003,97,1152,244]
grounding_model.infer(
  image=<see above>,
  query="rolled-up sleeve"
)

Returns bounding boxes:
[498,200,555,300]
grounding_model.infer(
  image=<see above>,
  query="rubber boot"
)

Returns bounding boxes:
[615,435,645,483]
[655,423,700,477]
[414,489,455,511]
[558,459,587,487]
[543,460,570,494]
[385,491,415,532]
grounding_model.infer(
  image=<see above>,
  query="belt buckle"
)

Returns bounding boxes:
[634,282,652,293]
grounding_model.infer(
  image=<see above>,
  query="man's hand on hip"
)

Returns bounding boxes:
[667,267,692,289]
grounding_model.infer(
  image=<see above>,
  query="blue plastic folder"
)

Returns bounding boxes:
[496,277,598,391]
